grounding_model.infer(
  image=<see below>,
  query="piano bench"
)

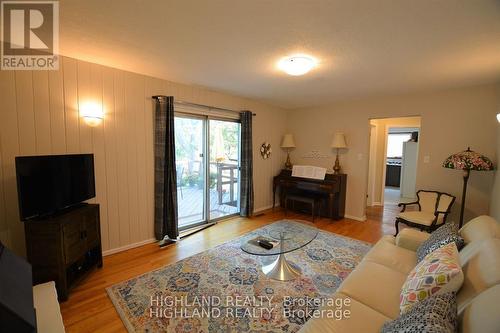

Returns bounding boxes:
[284,194,323,222]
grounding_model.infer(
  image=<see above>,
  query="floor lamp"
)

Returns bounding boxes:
[443,147,494,228]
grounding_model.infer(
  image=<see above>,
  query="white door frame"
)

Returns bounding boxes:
[367,124,378,206]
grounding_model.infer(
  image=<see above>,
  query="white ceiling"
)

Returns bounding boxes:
[57,0,500,109]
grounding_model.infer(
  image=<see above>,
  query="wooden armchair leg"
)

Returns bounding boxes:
[394,219,400,236]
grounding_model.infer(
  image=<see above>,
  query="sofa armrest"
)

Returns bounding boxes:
[395,228,430,252]
[33,281,65,333]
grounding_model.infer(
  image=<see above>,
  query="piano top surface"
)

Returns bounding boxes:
[275,169,345,183]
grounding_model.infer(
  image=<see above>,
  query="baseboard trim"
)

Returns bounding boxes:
[344,214,367,222]
[103,238,157,256]
[253,203,279,213]
[254,205,366,222]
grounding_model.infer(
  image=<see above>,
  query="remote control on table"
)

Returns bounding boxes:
[258,239,274,250]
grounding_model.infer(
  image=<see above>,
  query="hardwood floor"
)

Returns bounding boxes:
[60,206,399,332]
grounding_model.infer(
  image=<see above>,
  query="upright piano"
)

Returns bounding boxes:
[273,169,347,220]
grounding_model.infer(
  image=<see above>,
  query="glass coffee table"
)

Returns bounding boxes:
[240,220,318,281]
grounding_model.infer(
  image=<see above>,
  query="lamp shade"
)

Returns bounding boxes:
[331,133,347,149]
[442,147,494,171]
[281,134,296,148]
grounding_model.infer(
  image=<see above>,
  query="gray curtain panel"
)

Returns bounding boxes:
[153,96,179,240]
[240,111,254,217]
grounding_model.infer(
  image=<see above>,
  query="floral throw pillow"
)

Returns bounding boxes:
[400,243,463,314]
[416,222,465,263]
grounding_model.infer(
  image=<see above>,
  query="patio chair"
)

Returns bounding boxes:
[394,190,456,235]
[216,162,238,206]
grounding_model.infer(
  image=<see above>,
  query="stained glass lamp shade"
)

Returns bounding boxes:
[443,147,494,227]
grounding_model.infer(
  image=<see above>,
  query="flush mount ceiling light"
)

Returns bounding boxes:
[278,55,317,76]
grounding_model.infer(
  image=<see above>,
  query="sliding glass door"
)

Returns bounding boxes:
[209,119,240,220]
[174,116,206,228]
[175,114,240,229]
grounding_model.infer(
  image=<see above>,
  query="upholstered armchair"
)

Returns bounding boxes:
[395,190,456,235]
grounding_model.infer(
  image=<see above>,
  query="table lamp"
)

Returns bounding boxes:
[331,133,347,174]
[443,147,494,228]
[281,134,296,169]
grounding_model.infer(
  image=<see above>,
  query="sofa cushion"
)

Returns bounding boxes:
[381,292,457,333]
[459,215,500,243]
[395,228,430,252]
[459,284,500,333]
[338,260,407,319]
[364,235,417,274]
[416,222,464,263]
[457,237,500,312]
[400,243,463,313]
[298,292,390,333]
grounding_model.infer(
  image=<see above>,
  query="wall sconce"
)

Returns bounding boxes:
[80,102,104,127]
[497,113,500,123]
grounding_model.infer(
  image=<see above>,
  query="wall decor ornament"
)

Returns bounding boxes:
[260,142,272,159]
[302,150,329,159]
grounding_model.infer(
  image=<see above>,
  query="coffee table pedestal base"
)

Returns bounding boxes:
[262,253,301,281]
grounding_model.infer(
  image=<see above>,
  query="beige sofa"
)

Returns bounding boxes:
[300,215,500,333]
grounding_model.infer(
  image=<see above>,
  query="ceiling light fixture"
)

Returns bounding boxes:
[278,55,317,76]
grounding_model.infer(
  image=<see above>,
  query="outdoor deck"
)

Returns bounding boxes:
[178,186,239,227]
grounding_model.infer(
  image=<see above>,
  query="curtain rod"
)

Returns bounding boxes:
[152,96,256,116]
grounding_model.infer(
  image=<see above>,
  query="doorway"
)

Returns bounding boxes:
[367,116,421,208]
[174,114,241,230]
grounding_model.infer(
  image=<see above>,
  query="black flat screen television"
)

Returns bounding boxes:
[15,154,95,221]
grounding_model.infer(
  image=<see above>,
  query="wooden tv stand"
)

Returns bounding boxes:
[24,204,103,301]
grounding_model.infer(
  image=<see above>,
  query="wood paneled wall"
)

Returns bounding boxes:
[0,56,287,256]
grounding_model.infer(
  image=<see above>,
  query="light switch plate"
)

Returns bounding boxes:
[423,156,430,163]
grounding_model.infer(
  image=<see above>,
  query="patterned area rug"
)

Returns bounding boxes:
[107,220,371,332]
